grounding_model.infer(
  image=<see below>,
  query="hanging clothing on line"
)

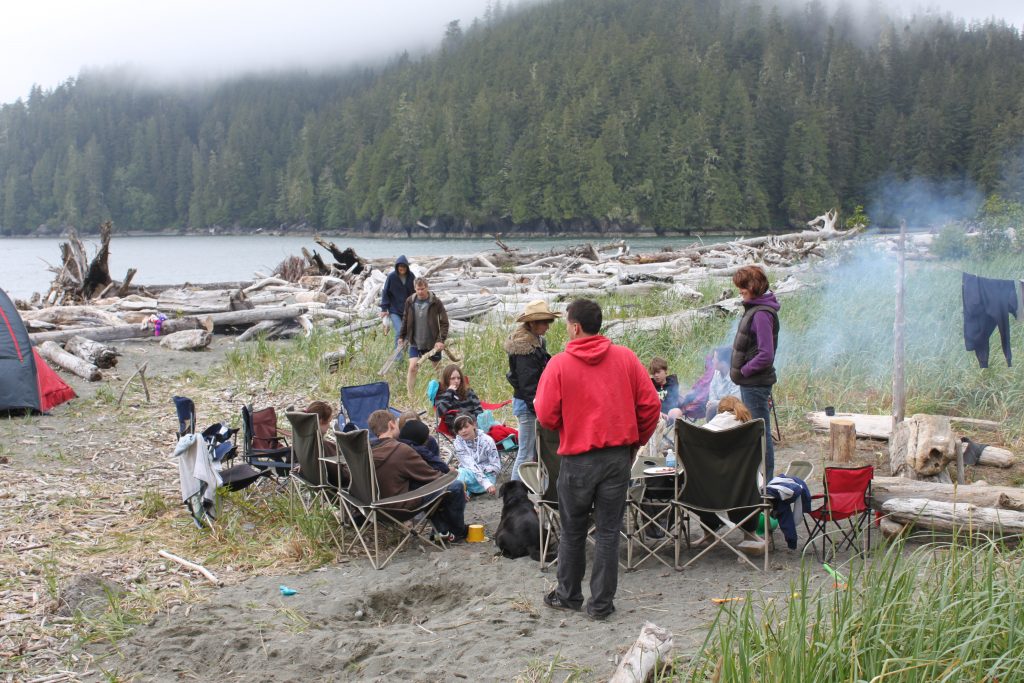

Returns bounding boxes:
[962,272,1018,368]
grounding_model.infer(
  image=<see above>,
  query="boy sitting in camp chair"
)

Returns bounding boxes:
[368,410,468,542]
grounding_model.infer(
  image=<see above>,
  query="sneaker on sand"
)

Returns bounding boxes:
[543,590,581,612]
[586,605,616,621]
[430,530,456,544]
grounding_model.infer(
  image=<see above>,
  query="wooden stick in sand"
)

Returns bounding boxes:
[380,340,408,375]
[117,362,150,405]
[158,550,221,585]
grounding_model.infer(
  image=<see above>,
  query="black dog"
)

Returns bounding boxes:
[495,480,554,561]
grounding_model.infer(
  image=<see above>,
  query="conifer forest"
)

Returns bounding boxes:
[1,0,1023,236]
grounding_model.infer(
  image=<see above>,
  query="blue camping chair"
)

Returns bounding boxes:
[173,395,236,463]
[338,381,402,431]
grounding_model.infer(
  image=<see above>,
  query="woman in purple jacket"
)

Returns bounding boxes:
[730,265,780,478]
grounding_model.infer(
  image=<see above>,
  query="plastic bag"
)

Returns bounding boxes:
[476,410,496,433]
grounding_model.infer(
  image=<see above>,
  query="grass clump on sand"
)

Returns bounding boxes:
[677,539,1024,682]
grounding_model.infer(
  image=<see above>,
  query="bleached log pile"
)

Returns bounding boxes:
[23,221,854,351]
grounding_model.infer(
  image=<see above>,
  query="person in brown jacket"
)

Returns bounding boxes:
[367,410,467,542]
[398,277,449,399]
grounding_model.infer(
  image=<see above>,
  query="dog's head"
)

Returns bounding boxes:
[499,480,531,507]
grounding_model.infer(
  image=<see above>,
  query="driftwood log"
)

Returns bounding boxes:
[870,477,1024,512]
[963,443,1015,468]
[807,412,1001,439]
[159,329,212,351]
[882,498,1024,536]
[38,341,101,381]
[609,622,673,683]
[889,415,956,482]
[65,335,119,369]
[30,317,203,344]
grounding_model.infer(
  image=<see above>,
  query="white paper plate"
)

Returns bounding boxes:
[644,466,675,475]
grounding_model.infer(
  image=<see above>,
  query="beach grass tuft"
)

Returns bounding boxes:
[676,538,1024,681]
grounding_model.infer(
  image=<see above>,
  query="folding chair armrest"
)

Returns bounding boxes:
[518,463,542,496]
[375,472,459,508]
[338,490,372,511]
[249,446,291,458]
[480,399,512,410]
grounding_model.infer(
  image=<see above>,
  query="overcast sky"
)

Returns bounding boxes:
[1,0,1022,106]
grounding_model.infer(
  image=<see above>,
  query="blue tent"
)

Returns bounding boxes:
[0,287,39,412]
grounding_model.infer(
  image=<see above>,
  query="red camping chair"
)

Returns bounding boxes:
[433,377,517,475]
[803,465,874,561]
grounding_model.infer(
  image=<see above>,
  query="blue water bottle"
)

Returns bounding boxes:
[664,449,676,469]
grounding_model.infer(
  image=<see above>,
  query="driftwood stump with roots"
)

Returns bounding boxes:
[889,414,956,482]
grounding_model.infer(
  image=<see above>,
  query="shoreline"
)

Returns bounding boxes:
[1,226,769,240]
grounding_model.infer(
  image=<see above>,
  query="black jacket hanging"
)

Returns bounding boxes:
[962,272,1018,368]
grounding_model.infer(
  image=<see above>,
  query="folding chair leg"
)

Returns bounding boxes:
[538,509,559,572]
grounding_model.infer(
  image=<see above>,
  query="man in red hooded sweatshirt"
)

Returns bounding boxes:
[534,298,661,620]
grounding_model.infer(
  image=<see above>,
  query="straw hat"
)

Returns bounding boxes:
[516,300,561,323]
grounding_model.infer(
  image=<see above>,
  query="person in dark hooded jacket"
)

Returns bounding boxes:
[397,416,450,475]
[648,356,683,421]
[730,265,781,478]
[380,255,415,350]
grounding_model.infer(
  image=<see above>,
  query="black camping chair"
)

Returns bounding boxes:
[518,424,562,571]
[241,404,293,479]
[675,419,771,571]
[171,396,266,492]
[285,411,345,548]
[334,427,457,570]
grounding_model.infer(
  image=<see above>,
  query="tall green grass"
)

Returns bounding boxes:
[775,248,1024,446]
[202,244,1024,449]
[679,539,1024,681]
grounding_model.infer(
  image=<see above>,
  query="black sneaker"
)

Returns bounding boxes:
[543,590,580,613]
[586,605,616,621]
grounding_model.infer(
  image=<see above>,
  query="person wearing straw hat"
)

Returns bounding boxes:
[504,300,560,481]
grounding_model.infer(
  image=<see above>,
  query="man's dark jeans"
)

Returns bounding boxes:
[554,446,631,618]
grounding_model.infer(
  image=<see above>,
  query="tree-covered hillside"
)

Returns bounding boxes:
[2,0,1023,236]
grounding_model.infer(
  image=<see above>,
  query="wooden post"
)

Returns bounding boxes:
[829,419,857,463]
[892,219,907,434]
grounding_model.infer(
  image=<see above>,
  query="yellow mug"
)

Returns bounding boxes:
[466,524,485,542]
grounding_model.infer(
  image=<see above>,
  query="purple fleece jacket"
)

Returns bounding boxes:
[740,291,780,377]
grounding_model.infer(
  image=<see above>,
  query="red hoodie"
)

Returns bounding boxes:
[534,335,661,456]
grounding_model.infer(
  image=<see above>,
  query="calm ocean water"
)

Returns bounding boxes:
[0,233,724,300]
